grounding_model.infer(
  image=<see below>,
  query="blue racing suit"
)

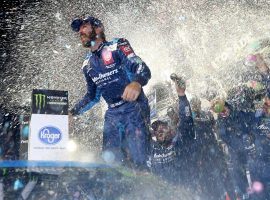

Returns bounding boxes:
[217,108,255,197]
[176,95,197,186]
[147,135,178,183]
[250,109,270,199]
[192,111,227,199]
[70,38,151,167]
[177,95,195,145]
[178,96,225,199]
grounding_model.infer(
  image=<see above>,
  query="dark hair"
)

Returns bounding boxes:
[151,120,168,132]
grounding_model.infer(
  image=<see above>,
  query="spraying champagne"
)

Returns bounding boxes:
[170,73,186,88]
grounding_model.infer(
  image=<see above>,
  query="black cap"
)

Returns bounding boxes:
[71,16,103,32]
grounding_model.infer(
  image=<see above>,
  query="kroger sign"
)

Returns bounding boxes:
[38,126,62,145]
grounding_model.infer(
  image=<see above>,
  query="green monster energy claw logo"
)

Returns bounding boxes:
[34,94,46,109]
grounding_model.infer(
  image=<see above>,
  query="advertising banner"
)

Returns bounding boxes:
[29,89,69,161]
[19,114,30,160]
[32,89,68,115]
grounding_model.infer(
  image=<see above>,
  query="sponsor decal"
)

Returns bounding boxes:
[34,94,46,110]
[127,53,135,58]
[119,45,134,56]
[257,124,269,130]
[38,126,62,145]
[185,106,191,117]
[32,89,68,115]
[136,64,144,74]
[46,96,68,106]
[104,63,116,69]
[102,49,114,66]
[92,69,119,83]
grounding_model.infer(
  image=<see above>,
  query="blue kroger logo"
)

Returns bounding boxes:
[38,126,62,145]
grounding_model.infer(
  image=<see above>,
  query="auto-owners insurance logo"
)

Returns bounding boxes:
[38,126,62,145]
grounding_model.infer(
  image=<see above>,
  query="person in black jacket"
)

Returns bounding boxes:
[248,92,270,199]
[170,74,199,190]
[172,75,226,199]
[212,96,255,199]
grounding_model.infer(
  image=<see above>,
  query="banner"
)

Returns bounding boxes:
[29,89,69,161]
[19,114,30,160]
[32,89,68,115]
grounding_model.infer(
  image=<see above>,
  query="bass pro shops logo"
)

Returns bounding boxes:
[34,94,46,110]
[38,126,62,145]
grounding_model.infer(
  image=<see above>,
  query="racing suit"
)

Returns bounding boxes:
[70,38,151,167]
[179,96,225,199]
[176,95,197,185]
[147,135,178,183]
[217,108,255,197]
[192,110,226,199]
[250,109,270,199]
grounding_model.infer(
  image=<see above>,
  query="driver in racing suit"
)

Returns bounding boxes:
[69,16,151,169]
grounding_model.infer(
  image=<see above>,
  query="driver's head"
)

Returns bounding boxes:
[71,16,105,47]
[190,96,201,112]
[211,99,230,118]
[151,120,175,144]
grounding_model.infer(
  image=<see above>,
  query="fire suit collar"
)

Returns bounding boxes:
[92,41,106,55]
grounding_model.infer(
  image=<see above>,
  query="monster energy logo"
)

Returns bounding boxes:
[34,94,46,109]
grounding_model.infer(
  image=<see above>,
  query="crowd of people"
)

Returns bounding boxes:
[146,53,270,200]
[1,14,270,200]
[68,15,270,200]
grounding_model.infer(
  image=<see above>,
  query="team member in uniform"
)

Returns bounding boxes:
[250,92,270,199]
[69,16,151,168]
[147,120,178,183]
